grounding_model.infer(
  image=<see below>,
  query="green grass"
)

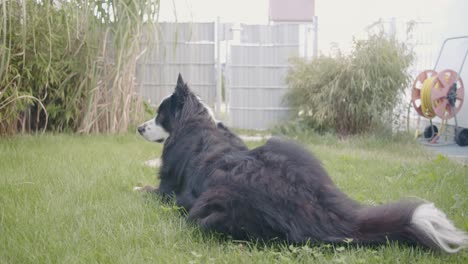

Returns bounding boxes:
[0,133,467,263]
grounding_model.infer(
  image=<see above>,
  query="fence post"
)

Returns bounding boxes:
[216,17,222,116]
[313,16,318,59]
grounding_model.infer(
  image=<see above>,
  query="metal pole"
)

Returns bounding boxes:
[433,36,468,71]
[224,24,229,116]
[304,25,308,58]
[390,17,397,38]
[216,17,222,115]
[313,16,318,59]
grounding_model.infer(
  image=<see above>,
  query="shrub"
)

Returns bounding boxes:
[285,33,413,135]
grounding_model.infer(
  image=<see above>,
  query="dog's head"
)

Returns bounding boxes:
[137,74,216,143]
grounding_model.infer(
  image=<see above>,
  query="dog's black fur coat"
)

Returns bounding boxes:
[142,75,466,251]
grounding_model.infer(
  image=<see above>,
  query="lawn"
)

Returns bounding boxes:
[0,133,467,263]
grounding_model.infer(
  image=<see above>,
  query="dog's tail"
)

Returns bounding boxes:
[354,200,468,253]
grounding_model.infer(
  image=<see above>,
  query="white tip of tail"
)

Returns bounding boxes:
[412,203,468,253]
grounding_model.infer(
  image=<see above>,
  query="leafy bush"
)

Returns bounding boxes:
[285,33,413,135]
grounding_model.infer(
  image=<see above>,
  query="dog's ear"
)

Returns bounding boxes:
[177,73,185,87]
[175,73,189,96]
[174,73,189,106]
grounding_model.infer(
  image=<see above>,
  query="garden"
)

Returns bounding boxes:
[1,1,467,263]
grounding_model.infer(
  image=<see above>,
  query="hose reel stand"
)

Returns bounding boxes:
[410,36,468,146]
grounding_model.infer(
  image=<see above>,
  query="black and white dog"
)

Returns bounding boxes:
[136,74,467,253]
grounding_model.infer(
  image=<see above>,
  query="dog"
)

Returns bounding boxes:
[136,74,467,253]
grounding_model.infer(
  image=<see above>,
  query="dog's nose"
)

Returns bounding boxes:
[137,126,145,134]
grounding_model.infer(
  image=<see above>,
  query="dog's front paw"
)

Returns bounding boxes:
[133,185,158,193]
[133,186,144,192]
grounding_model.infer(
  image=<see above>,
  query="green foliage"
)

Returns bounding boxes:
[0,134,467,263]
[285,33,414,135]
[0,0,159,135]
[1,1,92,133]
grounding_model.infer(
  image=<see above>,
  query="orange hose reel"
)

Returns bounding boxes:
[411,69,464,120]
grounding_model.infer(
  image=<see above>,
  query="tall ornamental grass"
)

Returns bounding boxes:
[0,0,159,134]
